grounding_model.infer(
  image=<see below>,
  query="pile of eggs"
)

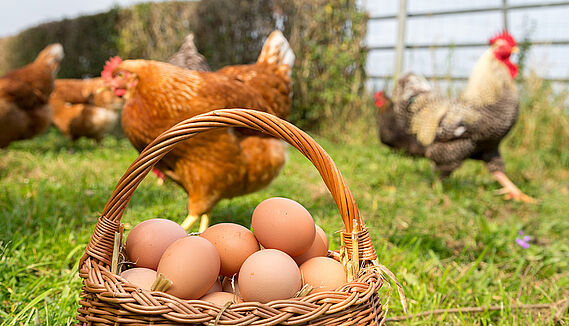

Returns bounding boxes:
[121,197,347,305]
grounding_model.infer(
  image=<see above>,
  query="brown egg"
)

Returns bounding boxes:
[157,236,220,299]
[204,279,222,295]
[251,197,315,256]
[300,257,347,293]
[120,268,157,291]
[222,275,240,296]
[125,218,187,270]
[292,224,329,265]
[238,249,301,303]
[200,223,260,276]
[200,292,243,306]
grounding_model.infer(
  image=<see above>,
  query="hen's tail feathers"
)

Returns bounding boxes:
[35,43,64,68]
[257,30,295,68]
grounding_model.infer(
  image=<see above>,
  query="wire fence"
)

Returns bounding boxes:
[365,0,569,91]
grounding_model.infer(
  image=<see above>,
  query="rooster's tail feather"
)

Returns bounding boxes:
[257,30,295,68]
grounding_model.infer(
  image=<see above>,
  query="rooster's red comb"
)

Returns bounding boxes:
[489,30,516,47]
[101,56,122,81]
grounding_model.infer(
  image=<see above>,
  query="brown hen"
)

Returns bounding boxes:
[50,78,123,142]
[0,44,64,148]
[102,30,294,231]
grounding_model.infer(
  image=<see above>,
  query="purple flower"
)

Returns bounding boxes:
[516,231,531,249]
[516,238,530,249]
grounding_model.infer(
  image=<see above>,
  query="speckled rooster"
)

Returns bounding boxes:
[376,31,534,202]
[102,30,295,231]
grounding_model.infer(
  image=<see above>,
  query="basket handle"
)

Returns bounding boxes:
[83,109,372,266]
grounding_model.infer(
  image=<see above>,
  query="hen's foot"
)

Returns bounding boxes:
[180,213,209,232]
[181,214,198,231]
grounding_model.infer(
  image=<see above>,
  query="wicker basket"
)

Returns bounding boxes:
[76,109,400,325]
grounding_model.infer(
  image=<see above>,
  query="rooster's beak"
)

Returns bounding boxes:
[511,46,520,54]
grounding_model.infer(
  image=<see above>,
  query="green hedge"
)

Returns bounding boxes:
[117,2,198,61]
[287,0,368,132]
[0,0,368,132]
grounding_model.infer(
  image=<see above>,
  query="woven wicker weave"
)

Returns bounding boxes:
[77,109,391,325]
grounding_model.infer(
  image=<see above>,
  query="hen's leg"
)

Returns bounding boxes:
[181,194,214,232]
[181,214,199,231]
[492,171,536,203]
[198,214,210,232]
[180,213,209,232]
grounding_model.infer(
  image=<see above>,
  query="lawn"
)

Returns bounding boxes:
[1,120,568,324]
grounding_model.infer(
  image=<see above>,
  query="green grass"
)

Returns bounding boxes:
[1,110,568,325]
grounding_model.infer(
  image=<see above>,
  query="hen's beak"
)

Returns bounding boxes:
[511,46,520,54]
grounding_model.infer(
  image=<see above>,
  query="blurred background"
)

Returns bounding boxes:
[0,0,567,133]
[366,0,569,95]
[0,0,367,134]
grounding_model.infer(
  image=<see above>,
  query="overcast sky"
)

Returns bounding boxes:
[0,0,146,37]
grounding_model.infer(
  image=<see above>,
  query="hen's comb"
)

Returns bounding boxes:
[489,30,516,47]
[374,91,386,107]
[101,56,122,81]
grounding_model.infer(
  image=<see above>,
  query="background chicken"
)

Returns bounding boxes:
[102,30,295,231]
[50,78,123,143]
[50,32,207,145]
[168,33,210,72]
[377,31,534,202]
[0,43,64,148]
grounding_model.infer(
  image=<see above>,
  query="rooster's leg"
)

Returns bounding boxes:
[492,171,536,203]
[431,165,451,192]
